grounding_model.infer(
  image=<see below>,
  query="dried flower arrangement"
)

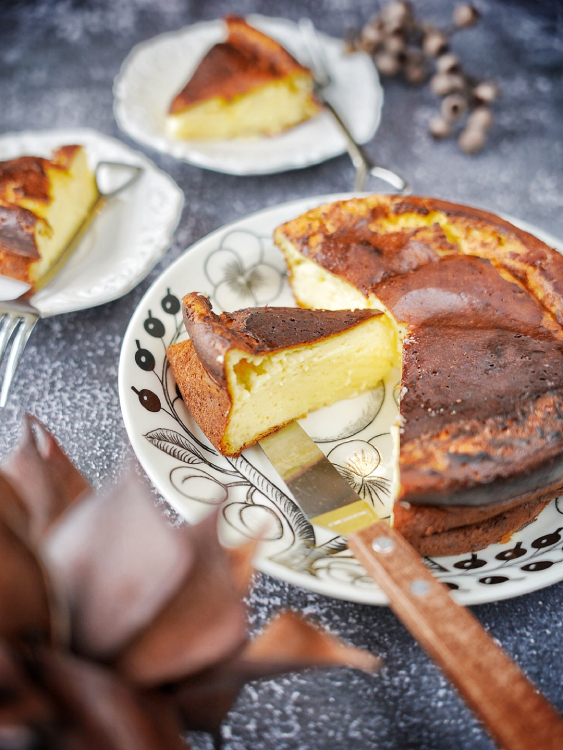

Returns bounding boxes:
[0,415,380,749]
[346,1,499,154]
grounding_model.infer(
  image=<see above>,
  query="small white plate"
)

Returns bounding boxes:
[0,128,184,317]
[113,15,382,175]
[119,194,563,606]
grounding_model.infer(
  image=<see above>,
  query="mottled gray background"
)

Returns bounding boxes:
[1,0,563,748]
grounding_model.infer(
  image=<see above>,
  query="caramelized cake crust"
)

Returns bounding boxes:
[274,195,563,554]
[0,145,97,283]
[170,16,312,113]
[168,293,396,456]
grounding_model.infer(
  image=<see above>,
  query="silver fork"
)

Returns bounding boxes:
[299,18,410,195]
[0,160,143,408]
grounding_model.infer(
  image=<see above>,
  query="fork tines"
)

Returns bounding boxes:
[0,307,38,407]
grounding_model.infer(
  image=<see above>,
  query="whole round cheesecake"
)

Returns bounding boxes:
[274,195,563,556]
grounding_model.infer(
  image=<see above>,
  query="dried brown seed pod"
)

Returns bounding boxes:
[403,47,427,84]
[473,81,499,104]
[344,27,362,54]
[423,29,449,57]
[374,51,402,76]
[405,47,425,66]
[436,52,460,75]
[430,72,466,96]
[459,126,487,154]
[428,116,452,138]
[361,18,384,51]
[467,106,494,131]
[404,62,428,85]
[441,93,468,121]
[381,1,414,32]
[453,4,480,28]
[384,30,407,54]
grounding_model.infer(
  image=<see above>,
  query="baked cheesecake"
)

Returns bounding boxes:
[167,292,396,456]
[0,145,98,284]
[274,195,563,555]
[166,16,320,140]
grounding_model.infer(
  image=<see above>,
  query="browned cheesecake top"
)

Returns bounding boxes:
[375,254,560,336]
[0,145,79,205]
[399,328,563,508]
[169,16,312,114]
[0,145,81,260]
[389,257,563,508]
[400,325,563,445]
[182,292,382,387]
[275,195,563,325]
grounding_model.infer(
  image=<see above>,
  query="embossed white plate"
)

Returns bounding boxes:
[0,128,184,317]
[113,16,382,175]
[119,194,563,606]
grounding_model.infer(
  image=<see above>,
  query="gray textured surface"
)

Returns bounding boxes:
[2,1,563,748]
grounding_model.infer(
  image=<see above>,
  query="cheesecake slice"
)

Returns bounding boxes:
[167,292,396,456]
[166,16,320,140]
[0,145,98,284]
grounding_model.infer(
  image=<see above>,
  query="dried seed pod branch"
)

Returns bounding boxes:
[0,417,381,748]
[345,2,498,154]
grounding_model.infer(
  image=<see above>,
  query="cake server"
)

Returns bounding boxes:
[0,161,142,408]
[298,18,410,195]
[259,421,563,750]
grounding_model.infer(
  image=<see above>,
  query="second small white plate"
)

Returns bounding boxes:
[0,128,184,317]
[113,15,383,175]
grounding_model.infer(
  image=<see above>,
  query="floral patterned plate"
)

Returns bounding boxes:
[113,16,382,175]
[119,194,563,606]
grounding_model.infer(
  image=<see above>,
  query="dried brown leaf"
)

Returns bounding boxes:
[172,611,381,734]
[35,649,188,750]
[0,517,54,646]
[0,473,29,536]
[242,611,382,673]
[224,538,259,595]
[43,469,195,663]
[2,415,90,541]
[0,640,53,727]
[116,511,247,686]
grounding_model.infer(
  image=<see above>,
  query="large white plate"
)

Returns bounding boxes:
[119,194,563,606]
[113,15,382,175]
[0,129,184,317]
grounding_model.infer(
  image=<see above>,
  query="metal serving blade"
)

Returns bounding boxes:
[259,421,380,535]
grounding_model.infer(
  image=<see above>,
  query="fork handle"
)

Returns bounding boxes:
[348,522,563,750]
[321,99,410,194]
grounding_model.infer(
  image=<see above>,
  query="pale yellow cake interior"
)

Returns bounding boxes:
[17,147,98,282]
[276,236,410,346]
[166,73,318,140]
[222,313,397,455]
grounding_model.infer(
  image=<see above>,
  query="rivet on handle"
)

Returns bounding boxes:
[372,536,394,554]
[410,579,431,596]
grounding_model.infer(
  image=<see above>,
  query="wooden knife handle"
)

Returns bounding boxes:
[348,522,563,750]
